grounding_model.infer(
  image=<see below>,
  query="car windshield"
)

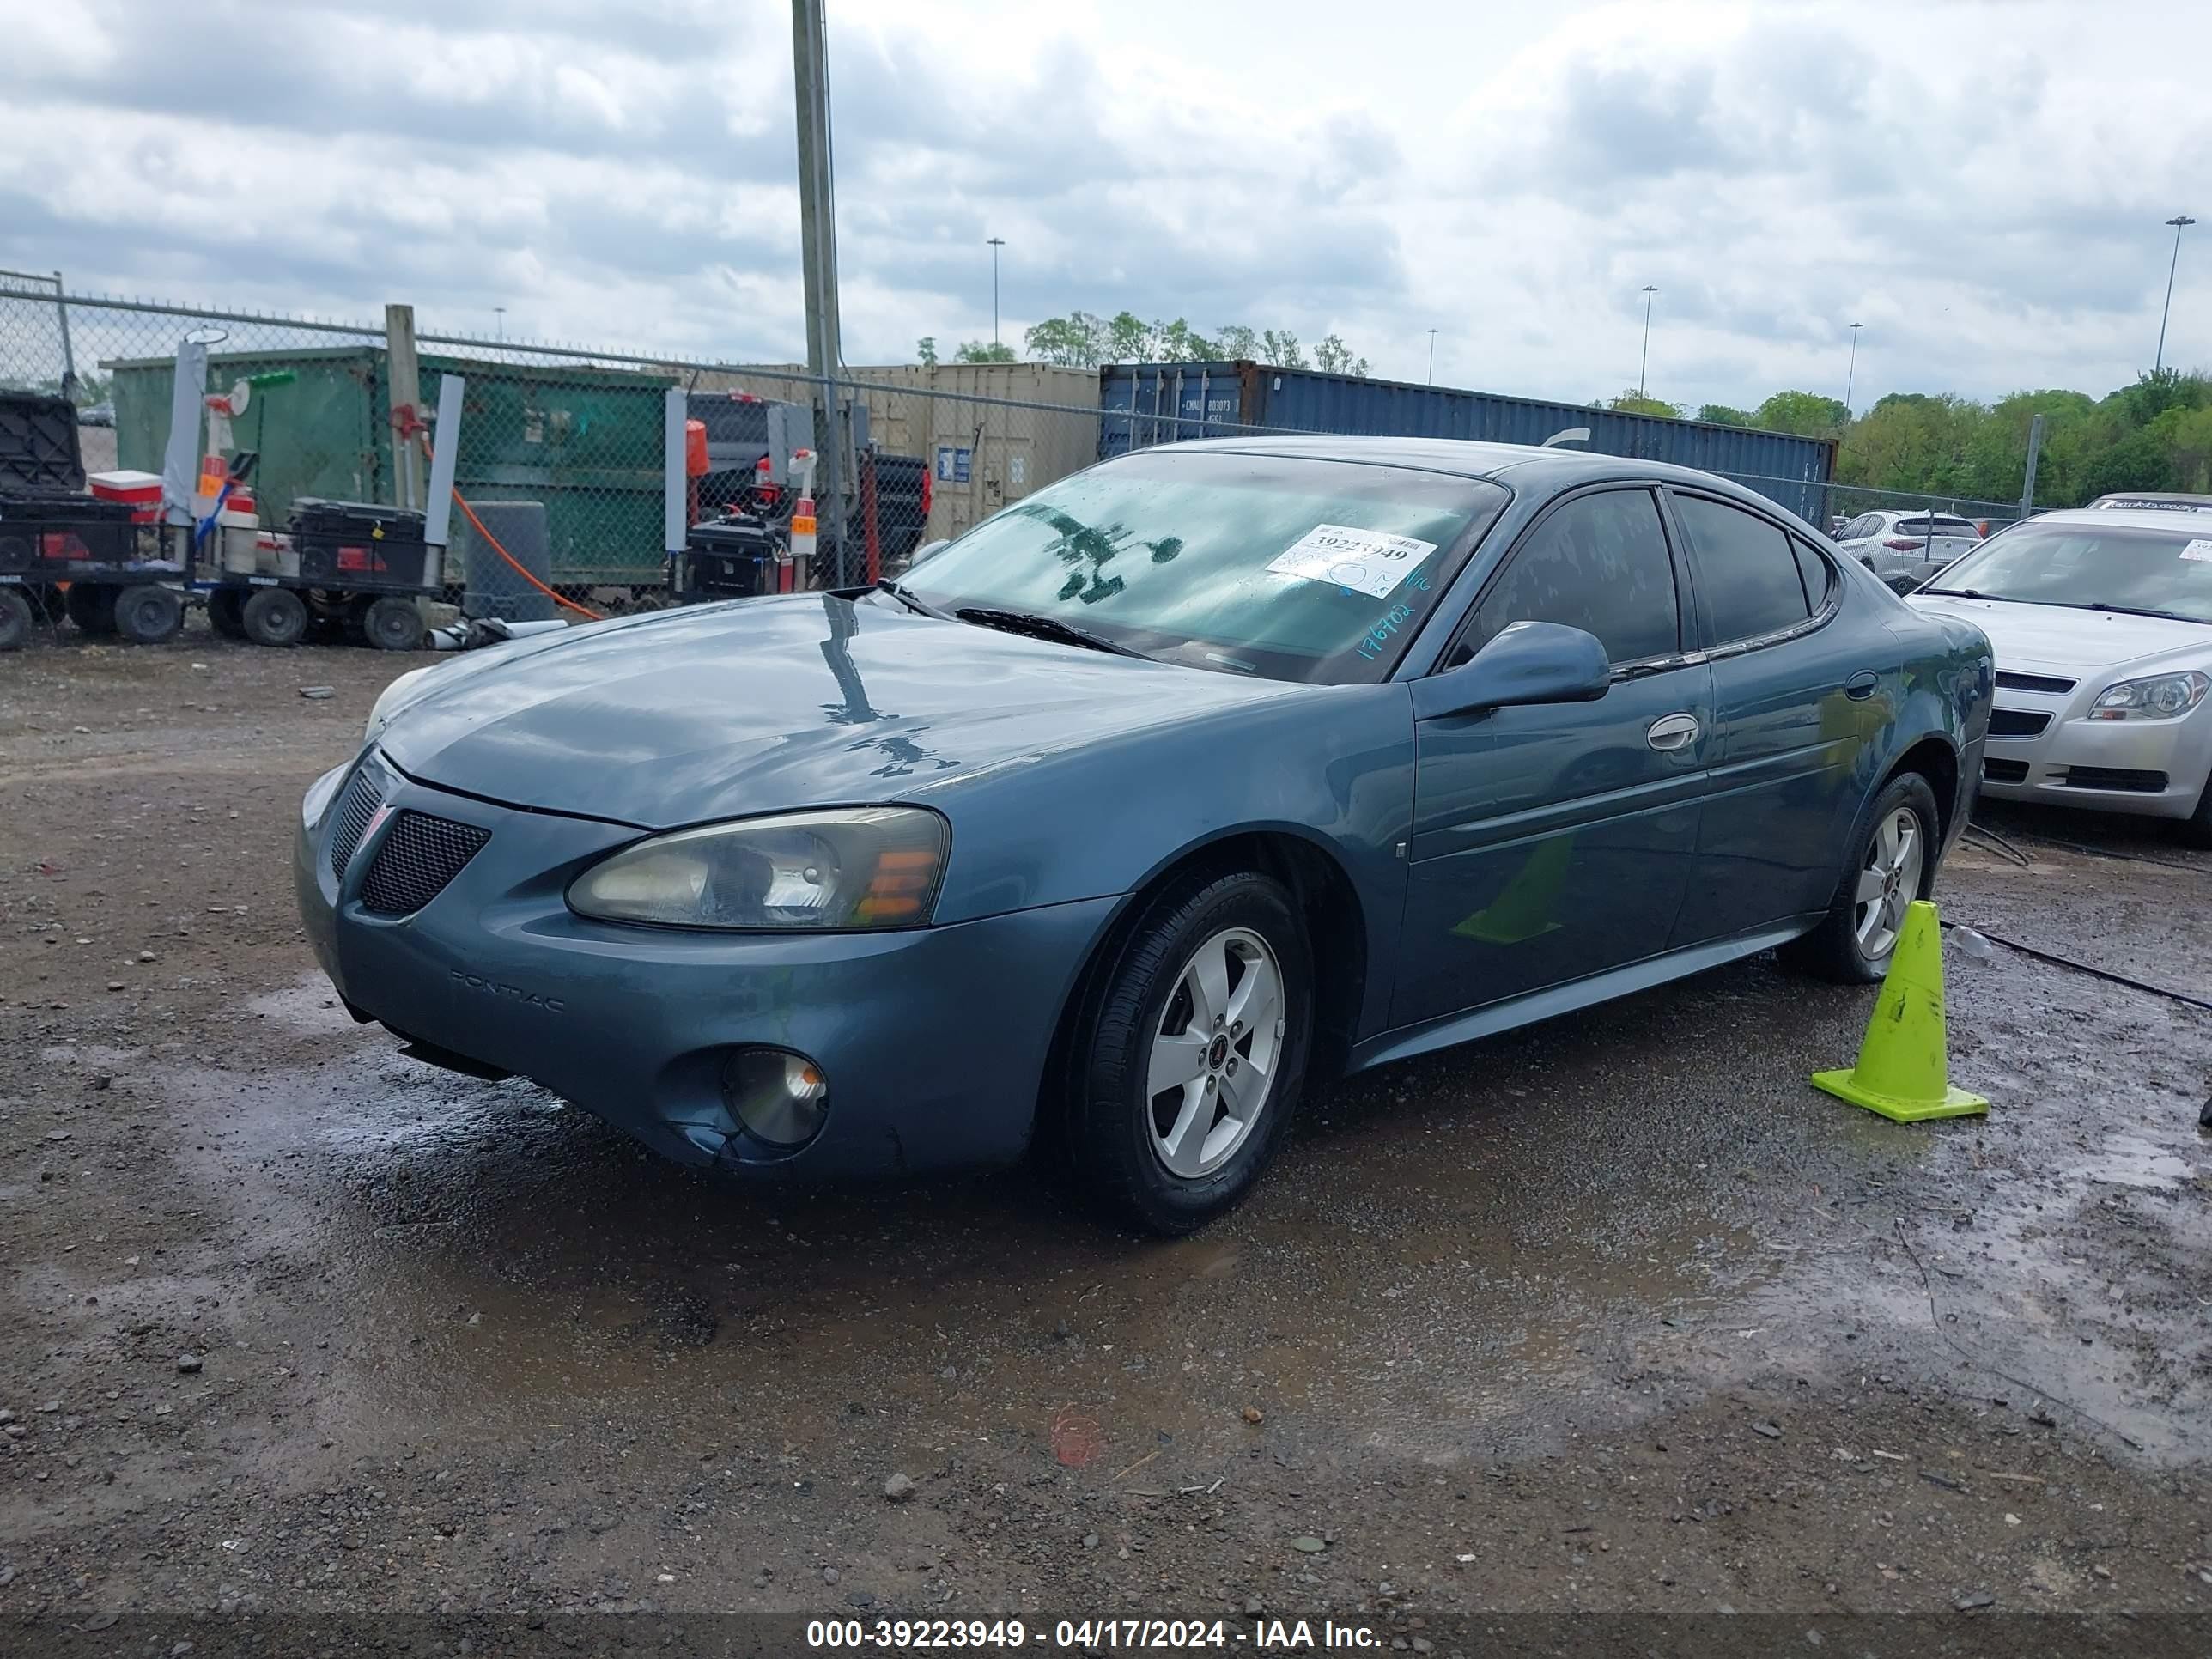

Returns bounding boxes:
[896,450,1510,684]
[1927,520,2212,623]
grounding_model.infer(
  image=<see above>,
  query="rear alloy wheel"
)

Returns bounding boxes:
[112,583,184,645]
[64,583,118,636]
[240,586,308,647]
[361,595,424,652]
[1065,869,1312,1235]
[1787,771,1941,983]
[0,586,33,651]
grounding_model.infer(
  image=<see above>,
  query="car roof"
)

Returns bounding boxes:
[2012,507,2209,533]
[1152,434,1790,499]
[2088,491,2212,508]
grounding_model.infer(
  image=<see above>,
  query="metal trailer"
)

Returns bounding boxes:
[0,388,192,649]
[1097,362,1839,524]
[193,376,466,649]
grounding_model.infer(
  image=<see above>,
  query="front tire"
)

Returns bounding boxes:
[2181,775,2212,850]
[112,583,184,644]
[240,586,308,647]
[0,586,33,651]
[1788,772,1941,983]
[1065,869,1312,1235]
[64,583,118,636]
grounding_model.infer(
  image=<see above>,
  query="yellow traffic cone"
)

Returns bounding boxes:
[1811,899,1988,1122]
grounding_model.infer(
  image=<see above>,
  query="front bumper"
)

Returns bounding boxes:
[1978,690,2212,821]
[294,754,1115,1179]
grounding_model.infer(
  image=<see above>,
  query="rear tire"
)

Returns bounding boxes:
[240,586,308,647]
[112,583,184,645]
[0,586,33,651]
[362,595,423,652]
[1787,771,1942,983]
[1062,869,1312,1235]
[64,583,118,636]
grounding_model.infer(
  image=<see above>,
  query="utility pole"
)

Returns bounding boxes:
[793,0,846,582]
[494,307,505,343]
[988,237,1006,347]
[1638,286,1657,399]
[1425,329,1437,385]
[2021,413,2045,521]
[1844,321,1863,412]
[2156,215,2195,372]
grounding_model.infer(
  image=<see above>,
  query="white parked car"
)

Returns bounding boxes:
[1833,510,1984,592]
[1909,507,2212,843]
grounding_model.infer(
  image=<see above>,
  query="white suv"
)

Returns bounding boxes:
[1833,510,1984,592]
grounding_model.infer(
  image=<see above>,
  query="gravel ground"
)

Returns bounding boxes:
[2,622,2208,1647]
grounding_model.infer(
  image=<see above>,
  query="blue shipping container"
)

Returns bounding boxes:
[1097,362,1838,525]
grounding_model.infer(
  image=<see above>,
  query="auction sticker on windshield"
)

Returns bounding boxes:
[1268,524,1437,599]
[2181,538,2212,562]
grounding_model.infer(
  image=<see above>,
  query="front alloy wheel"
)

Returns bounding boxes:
[1146,927,1286,1179]
[1064,868,1312,1234]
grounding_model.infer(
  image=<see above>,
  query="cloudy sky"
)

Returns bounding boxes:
[3,0,2208,412]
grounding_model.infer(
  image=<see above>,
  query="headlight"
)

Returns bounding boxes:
[568,808,949,930]
[2087,670,2209,720]
[366,665,436,739]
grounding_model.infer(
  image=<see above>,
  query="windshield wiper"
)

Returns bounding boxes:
[875,578,953,620]
[2084,602,2209,624]
[1920,587,2008,600]
[953,606,1150,659]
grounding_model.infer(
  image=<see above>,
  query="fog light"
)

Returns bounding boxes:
[720,1048,830,1149]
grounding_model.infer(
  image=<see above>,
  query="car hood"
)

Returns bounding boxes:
[1906,594,2211,673]
[377,592,1307,826]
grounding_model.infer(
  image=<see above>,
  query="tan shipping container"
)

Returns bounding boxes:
[711,362,1102,544]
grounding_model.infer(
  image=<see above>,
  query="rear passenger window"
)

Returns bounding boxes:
[1672,494,1811,645]
[1792,538,1832,607]
[1462,489,1680,666]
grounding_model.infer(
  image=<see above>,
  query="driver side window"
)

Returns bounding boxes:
[1449,488,1682,668]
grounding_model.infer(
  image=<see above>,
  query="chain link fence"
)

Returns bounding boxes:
[1,277,2053,647]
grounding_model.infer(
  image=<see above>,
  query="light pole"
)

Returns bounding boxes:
[494,306,506,342]
[1425,328,1438,385]
[987,236,1006,347]
[1844,321,1863,412]
[1638,285,1657,399]
[2156,215,2195,372]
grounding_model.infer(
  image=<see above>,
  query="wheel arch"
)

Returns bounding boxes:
[1880,731,1961,847]
[1035,824,1370,1143]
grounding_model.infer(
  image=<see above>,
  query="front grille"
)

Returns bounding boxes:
[1982,758,2030,784]
[1996,670,2075,695]
[360,811,490,915]
[1988,708,2051,738]
[2060,766,2168,793]
[326,764,386,876]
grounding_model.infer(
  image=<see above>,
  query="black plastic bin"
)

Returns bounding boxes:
[289,498,437,592]
[676,517,778,600]
[0,392,85,491]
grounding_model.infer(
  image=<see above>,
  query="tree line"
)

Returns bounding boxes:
[1604,370,2212,507]
[919,312,1370,376]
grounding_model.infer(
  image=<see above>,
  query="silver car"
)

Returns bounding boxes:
[1909,507,2212,843]
[1834,510,1984,592]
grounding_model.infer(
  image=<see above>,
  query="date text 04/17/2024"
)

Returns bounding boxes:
[805,1618,1384,1650]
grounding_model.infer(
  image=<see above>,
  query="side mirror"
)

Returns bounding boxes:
[910,538,951,565]
[1413,621,1611,720]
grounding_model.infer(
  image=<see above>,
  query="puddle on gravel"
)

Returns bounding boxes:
[140,957,2211,1474]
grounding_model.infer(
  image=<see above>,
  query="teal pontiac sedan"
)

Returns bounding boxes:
[296,439,1992,1233]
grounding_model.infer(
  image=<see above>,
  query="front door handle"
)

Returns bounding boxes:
[1646,712,1700,752]
[1845,671,1879,701]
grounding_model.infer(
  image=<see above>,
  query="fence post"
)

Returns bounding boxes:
[386,303,423,511]
[2020,414,2045,520]
[53,271,77,402]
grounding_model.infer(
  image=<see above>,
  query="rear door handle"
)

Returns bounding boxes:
[1646,712,1700,752]
[1845,671,1879,701]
